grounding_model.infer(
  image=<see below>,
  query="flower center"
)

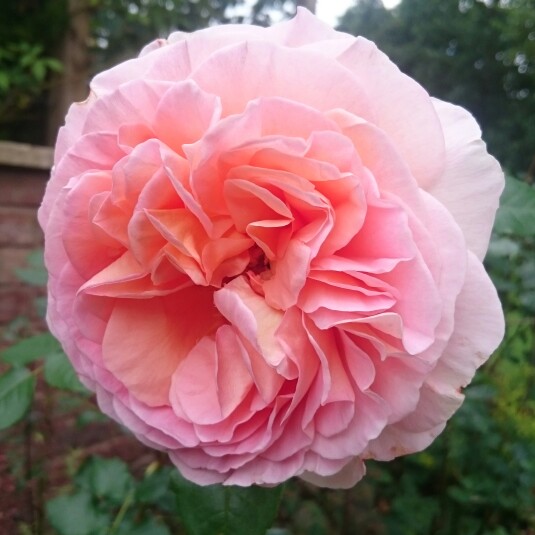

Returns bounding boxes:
[247,246,270,276]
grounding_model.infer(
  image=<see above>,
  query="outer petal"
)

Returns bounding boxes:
[310,37,446,188]
[367,252,504,460]
[190,41,372,119]
[428,99,504,259]
[300,457,366,489]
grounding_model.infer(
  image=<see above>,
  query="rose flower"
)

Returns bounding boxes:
[39,9,504,487]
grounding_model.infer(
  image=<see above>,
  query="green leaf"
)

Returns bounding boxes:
[46,491,111,535]
[1,333,60,367]
[31,61,46,81]
[171,472,283,535]
[15,248,47,286]
[44,351,87,393]
[0,367,35,429]
[136,466,173,505]
[0,72,10,91]
[76,457,135,505]
[44,58,63,72]
[15,266,48,285]
[116,517,171,535]
[494,176,535,237]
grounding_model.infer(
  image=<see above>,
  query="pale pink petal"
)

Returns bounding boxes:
[367,253,504,459]
[326,38,446,188]
[61,172,124,279]
[91,40,192,94]
[328,110,422,210]
[190,41,372,119]
[82,80,172,135]
[153,80,222,154]
[428,252,505,392]
[300,457,366,489]
[54,91,97,166]
[39,133,125,228]
[428,99,504,259]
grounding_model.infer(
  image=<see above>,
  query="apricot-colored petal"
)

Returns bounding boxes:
[170,325,253,425]
[61,172,124,279]
[214,276,285,365]
[224,178,293,232]
[102,286,223,407]
[338,198,416,268]
[153,80,222,154]
[263,240,312,310]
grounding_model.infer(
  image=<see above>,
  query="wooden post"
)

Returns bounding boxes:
[47,0,91,144]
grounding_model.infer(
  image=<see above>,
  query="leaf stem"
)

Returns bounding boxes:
[107,488,135,535]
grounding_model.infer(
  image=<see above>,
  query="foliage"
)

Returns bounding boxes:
[0,0,68,141]
[338,0,535,177]
[46,458,173,535]
[0,0,69,49]
[45,452,285,535]
[0,367,36,430]
[0,43,62,123]
[172,473,284,535]
[91,0,298,70]
[90,0,240,69]
[0,332,87,431]
[1,0,296,142]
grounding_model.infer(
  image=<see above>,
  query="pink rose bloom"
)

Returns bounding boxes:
[39,9,504,487]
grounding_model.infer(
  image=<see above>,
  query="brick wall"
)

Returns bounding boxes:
[0,142,52,325]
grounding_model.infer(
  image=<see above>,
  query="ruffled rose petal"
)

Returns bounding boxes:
[428,99,504,259]
[102,286,223,407]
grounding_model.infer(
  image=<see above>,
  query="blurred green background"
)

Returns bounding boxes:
[1,1,534,534]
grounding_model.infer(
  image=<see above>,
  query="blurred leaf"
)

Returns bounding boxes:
[15,267,47,286]
[494,177,535,237]
[293,500,330,535]
[486,236,520,258]
[31,61,46,81]
[46,491,111,535]
[171,472,283,535]
[43,351,87,393]
[15,248,47,286]
[44,57,63,72]
[0,71,9,91]
[136,466,173,505]
[76,409,108,427]
[33,296,48,318]
[116,516,171,535]
[75,457,135,505]
[1,333,60,367]
[0,367,35,429]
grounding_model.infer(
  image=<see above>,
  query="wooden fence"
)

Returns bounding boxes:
[0,141,52,325]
